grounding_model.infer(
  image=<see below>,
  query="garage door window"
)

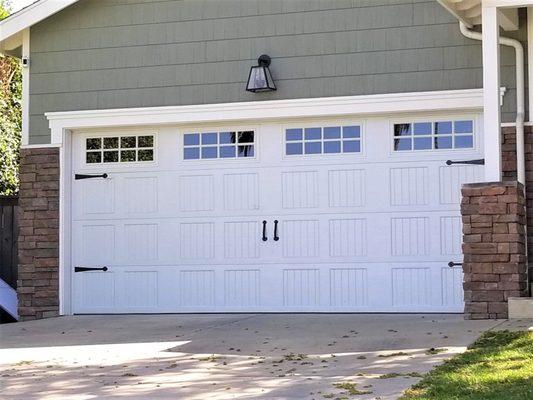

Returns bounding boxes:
[285,126,361,155]
[183,131,255,160]
[86,135,154,164]
[393,120,474,151]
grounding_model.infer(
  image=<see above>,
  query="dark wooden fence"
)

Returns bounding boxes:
[0,196,18,289]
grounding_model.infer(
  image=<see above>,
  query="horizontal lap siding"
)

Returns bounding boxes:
[28,0,526,144]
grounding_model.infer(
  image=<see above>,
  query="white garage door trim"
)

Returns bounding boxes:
[45,89,485,315]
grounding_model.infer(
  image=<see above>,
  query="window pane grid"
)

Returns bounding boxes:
[285,126,361,155]
[393,120,474,151]
[86,135,154,164]
[183,131,255,160]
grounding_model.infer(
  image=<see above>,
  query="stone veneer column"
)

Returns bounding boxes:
[461,181,528,319]
[17,147,60,320]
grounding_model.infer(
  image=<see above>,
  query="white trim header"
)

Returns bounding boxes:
[46,89,486,145]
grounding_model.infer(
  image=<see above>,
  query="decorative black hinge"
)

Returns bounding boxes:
[75,173,108,180]
[445,159,485,166]
[448,261,463,268]
[74,266,108,272]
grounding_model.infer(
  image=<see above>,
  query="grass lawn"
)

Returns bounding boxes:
[401,330,533,400]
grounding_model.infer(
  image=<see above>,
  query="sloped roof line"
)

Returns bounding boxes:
[0,0,79,51]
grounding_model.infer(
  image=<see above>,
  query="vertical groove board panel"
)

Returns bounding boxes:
[440,216,462,255]
[282,171,318,208]
[81,225,115,264]
[392,268,430,306]
[124,177,158,213]
[390,167,428,206]
[81,272,115,308]
[283,269,319,307]
[125,224,158,261]
[330,268,367,307]
[179,175,214,211]
[180,223,214,259]
[328,169,365,207]
[391,217,429,256]
[441,267,463,306]
[223,173,259,210]
[180,270,215,307]
[224,270,260,307]
[124,271,158,307]
[329,219,366,257]
[82,179,115,214]
[224,221,259,258]
[282,220,319,258]
[439,165,484,204]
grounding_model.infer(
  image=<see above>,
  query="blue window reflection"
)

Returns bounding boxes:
[286,142,303,155]
[184,133,199,146]
[324,141,341,153]
[305,127,321,140]
[435,136,452,149]
[414,137,432,150]
[455,136,473,148]
[201,146,217,158]
[202,133,218,145]
[324,127,341,139]
[305,142,321,154]
[343,126,360,138]
[219,146,236,158]
[286,129,303,141]
[413,122,431,136]
[184,147,200,159]
[343,140,360,153]
[454,120,473,133]
[219,132,236,144]
[435,121,452,135]
[394,138,411,151]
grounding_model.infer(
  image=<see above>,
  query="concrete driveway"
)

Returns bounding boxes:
[0,314,499,399]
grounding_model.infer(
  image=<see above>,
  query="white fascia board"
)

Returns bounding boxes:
[437,0,475,28]
[483,0,533,8]
[46,89,485,145]
[0,0,78,44]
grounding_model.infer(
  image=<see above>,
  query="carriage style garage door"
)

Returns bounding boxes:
[71,114,484,314]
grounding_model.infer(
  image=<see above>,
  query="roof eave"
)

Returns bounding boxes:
[0,0,79,56]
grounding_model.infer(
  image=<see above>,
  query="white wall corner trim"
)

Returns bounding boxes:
[527,6,533,121]
[46,89,485,145]
[21,28,29,146]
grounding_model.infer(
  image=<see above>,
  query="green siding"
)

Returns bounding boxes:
[28,0,527,144]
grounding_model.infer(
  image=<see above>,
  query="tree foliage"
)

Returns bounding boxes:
[0,0,22,195]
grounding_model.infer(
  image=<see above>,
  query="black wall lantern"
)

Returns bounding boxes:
[246,54,276,93]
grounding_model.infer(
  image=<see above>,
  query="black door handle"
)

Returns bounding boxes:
[262,220,268,241]
[75,173,108,180]
[273,220,279,241]
[75,266,108,272]
[445,159,484,166]
[448,261,462,268]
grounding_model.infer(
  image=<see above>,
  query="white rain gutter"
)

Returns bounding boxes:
[459,22,526,185]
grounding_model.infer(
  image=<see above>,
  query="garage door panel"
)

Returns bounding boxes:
[123,176,159,214]
[223,173,260,211]
[390,166,429,206]
[328,169,366,208]
[329,268,368,307]
[439,165,484,204]
[72,116,483,314]
[224,269,261,307]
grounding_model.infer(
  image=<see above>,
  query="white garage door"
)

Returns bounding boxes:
[71,115,483,314]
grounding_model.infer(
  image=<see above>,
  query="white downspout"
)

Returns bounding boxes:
[459,22,526,185]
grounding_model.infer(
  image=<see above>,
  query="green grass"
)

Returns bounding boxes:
[401,330,533,400]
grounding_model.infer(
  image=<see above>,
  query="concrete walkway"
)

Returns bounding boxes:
[0,314,500,399]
